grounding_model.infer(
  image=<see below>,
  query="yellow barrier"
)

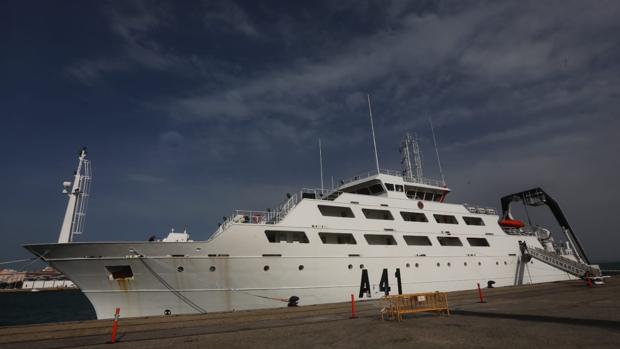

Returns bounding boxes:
[381,292,450,321]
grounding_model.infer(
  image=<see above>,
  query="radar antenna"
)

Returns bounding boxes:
[58,148,92,243]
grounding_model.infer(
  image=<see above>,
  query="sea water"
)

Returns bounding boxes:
[0,289,95,326]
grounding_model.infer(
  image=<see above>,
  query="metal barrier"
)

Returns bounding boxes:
[381,292,450,321]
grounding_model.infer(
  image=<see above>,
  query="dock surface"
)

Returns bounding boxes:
[1,279,618,348]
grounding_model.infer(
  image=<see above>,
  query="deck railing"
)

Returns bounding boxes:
[464,205,497,215]
[213,188,342,236]
[341,169,446,188]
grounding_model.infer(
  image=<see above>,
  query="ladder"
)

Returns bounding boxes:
[521,243,601,277]
[70,159,91,238]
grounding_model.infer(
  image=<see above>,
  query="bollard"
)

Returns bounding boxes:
[477,283,486,303]
[350,294,357,319]
[111,307,120,343]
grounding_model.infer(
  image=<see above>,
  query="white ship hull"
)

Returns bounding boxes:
[25,223,574,319]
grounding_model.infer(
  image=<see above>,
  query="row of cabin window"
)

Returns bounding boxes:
[317,205,485,226]
[265,230,490,247]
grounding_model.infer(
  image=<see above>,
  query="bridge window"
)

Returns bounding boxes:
[434,214,459,224]
[369,183,385,194]
[318,205,355,218]
[464,216,485,226]
[265,230,309,243]
[400,211,428,222]
[395,185,404,192]
[319,232,357,245]
[385,183,395,191]
[437,236,463,246]
[355,183,385,195]
[356,187,371,195]
[105,265,133,280]
[364,234,397,245]
[467,237,490,247]
[403,235,432,246]
[362,208,394,220]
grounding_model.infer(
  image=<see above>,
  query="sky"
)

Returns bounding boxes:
[1,0,619,267]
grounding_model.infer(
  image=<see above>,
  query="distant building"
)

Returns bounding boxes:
[0,267,76,290]
[0,268,25,287]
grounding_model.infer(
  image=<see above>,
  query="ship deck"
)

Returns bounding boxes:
[1,278,619,348]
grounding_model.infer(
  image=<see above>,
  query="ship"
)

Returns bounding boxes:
[24,135,601,319]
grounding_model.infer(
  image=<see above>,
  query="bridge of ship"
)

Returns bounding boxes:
[214,169,496,235]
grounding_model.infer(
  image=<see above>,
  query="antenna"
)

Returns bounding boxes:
[429,118,446,186]
[319,138,324,191]
[367,94,380,173]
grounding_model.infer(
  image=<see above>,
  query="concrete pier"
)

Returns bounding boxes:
[1,278,618,348]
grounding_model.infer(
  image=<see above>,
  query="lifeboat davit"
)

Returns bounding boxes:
[499,219,525,229]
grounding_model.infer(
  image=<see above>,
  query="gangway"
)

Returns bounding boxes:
[519,242,601,277]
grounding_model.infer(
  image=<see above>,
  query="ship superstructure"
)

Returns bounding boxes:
[24,141,600,319]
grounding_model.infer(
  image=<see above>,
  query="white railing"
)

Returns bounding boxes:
[341,168,446,188]
[464,205,497,215]
[216,188,342,234]
[502,227,536,236]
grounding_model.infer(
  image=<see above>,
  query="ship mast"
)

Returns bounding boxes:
[58,148,92,243]
[400,133,423,181]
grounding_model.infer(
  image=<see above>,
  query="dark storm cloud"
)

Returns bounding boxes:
[2,0,619,265]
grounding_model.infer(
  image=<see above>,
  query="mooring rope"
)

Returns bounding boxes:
[0,258,37,265]
[138,257,208,314]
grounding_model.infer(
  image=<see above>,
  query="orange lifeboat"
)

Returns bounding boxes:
[499,219,525,229]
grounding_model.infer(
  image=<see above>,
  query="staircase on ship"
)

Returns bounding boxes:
[520,242,601,277]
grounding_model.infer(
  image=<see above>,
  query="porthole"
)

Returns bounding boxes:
[464,262,468,266]
[359,264,364,269]
[447,262,451,267]
[496,261,499,266]
[530,261,534,264]
[415,263,419,268]
[504,261,507,265]
[436,262,441,267]
[348,264,353,269]
[164,309,171,316]
[209,266,216,272]
[478,262,482,266]
[264,265,270,271]
[177,266,184,272]
[298,265,304,271]
[406,263,410,268]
